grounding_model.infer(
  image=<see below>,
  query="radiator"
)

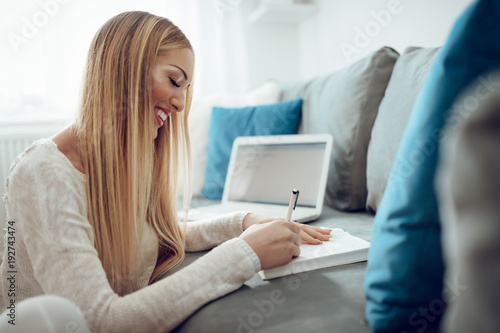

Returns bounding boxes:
[0,121,69,255]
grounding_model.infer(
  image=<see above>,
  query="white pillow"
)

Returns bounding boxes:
[186,81,280,197]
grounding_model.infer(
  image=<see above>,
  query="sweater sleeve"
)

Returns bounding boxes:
[184,211,249,252]
[6,153,261,333]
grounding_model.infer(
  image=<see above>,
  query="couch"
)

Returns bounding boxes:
[163,45,442,332]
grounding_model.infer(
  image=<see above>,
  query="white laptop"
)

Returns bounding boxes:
[184,133,333,223]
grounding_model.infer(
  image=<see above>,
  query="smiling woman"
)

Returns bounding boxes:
[0,10,330,333]
[63,11,196,293]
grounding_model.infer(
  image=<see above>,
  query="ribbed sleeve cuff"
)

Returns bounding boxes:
[225,211,250,238]
[233,237,261,273]
[211,237,261,277]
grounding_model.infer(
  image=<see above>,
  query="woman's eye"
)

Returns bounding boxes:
[169,78,180,88]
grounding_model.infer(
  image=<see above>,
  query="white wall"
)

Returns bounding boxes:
[187,0,300,97]
[244,22,300,91]
[236,0,473,90]
[297,0,473,80]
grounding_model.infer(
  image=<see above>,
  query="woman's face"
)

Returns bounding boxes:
[150,47,194,139]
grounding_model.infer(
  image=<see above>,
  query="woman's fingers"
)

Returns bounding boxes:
[299,230,322,245]
[308,228,332,241]
[297,224,332,241]
[316,227,333,235]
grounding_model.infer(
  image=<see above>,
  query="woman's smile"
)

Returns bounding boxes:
[155,107,170,127]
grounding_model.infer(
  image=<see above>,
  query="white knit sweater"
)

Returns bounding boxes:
[0,138,260,332]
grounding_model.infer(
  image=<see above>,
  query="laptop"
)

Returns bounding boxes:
[184,133,333,223]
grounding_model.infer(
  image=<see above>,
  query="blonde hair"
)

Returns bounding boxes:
[72,11,193,295]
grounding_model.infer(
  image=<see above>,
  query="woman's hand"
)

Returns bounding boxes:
[240,220,302,270]
[242,213,332,245]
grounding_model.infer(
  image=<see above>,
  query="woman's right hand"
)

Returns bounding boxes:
[239,220,302,270]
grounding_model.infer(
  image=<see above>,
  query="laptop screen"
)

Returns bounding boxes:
[226,142,327,207]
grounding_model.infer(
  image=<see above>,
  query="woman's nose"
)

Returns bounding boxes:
[170,92,185,112]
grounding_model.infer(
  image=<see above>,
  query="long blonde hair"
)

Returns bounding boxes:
[72,11,192,295]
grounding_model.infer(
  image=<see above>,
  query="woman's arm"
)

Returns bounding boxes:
[184,211,248,252]
[5,155,260,333]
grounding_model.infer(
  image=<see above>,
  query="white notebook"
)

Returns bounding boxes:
[258,228,371,280]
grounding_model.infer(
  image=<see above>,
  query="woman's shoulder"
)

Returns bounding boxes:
[7,137,86,186]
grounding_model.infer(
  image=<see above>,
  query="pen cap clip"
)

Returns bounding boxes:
[292,189,299,210]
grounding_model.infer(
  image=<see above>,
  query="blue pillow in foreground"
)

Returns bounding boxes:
[201,98,302,200]
[364,1,500,332]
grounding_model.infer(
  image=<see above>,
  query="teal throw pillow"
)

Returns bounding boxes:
[201,99,302,199]
[364,1,500,332]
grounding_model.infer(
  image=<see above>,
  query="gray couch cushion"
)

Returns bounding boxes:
[279,47,399,211]
[365,47,440,213]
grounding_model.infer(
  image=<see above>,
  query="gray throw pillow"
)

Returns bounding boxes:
[365,47,440,213]
[279,47,398,211]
